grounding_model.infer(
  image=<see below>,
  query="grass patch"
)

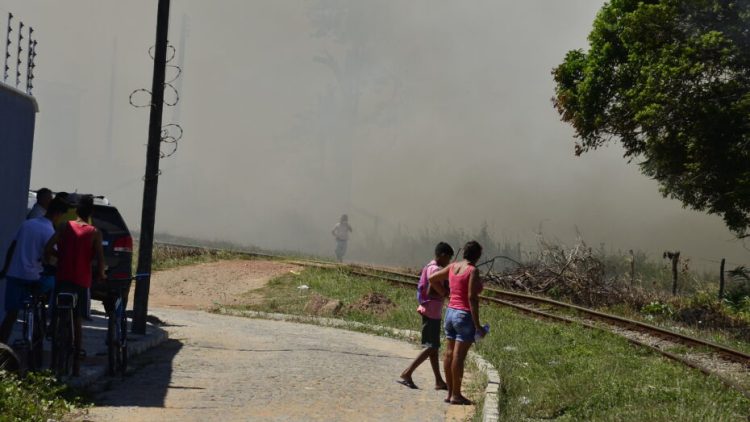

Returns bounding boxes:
[239,267,418,328]
[228,267,750,421]
[0,370,83,422]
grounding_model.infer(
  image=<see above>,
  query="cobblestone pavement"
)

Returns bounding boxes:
[85,308,453,421]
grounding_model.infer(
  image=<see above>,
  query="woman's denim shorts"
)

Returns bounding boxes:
[444,307,475,343]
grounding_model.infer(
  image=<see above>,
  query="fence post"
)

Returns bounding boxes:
[719,258,726,300]
[629,249,635,285]
[671,252,680,296]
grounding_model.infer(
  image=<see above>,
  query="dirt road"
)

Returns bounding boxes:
[147,260,299,310]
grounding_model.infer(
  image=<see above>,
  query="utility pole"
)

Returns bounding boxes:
[133,0,171,334]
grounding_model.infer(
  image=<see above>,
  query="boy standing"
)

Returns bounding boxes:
[398,242,454,389]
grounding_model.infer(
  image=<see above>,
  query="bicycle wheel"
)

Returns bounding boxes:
[107,310,117,376]
[52,311,74,377]
[29,306,44,370]
[119,309,128,374]
[19,306,32,370]
[0,343,20,374]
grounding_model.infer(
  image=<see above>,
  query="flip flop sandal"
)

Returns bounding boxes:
[450,397,473,406]
[396,379,419,389]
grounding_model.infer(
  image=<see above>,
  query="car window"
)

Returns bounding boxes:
[92,206,129,235]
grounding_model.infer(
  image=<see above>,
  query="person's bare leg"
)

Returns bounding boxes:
[400,347,432,387]
[450,340,473,404]
[428,348,447,389]
[444,339,455,402]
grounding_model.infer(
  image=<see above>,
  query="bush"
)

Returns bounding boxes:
[0,370,79,422]
[641,301,673,317]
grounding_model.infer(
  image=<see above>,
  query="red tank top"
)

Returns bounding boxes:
[448,263,483,312]
[57,221,97,288]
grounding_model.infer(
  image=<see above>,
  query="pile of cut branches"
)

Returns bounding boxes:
[483,238,649,308]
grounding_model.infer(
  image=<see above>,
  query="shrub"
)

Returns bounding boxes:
[0,370,80,421]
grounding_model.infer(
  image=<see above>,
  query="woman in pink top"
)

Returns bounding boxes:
[429,241,485,405]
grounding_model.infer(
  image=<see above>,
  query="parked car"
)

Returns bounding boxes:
[27,190,133,302]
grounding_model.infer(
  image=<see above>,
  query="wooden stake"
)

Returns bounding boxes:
[719,258,726,300]
[671,252,680,296]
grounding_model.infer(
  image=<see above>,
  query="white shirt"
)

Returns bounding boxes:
[6,217,55,280]
[333,223,351,241]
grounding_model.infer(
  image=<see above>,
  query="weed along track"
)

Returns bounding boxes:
[152,241,750,398]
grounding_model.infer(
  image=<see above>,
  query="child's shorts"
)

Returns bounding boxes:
[421,315,441,349]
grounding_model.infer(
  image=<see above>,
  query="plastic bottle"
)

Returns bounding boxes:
[475,323,490,342]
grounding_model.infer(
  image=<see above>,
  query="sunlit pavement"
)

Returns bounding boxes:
[85,308,449,422]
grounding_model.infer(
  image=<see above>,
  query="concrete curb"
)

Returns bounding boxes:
[70,323,169,390]
[217,308,500,422]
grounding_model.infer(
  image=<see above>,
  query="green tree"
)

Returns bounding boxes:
[552,0,750,237]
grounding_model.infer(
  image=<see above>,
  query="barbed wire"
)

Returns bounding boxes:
[15,21,22,88]
[159,123,182,158]
[129,43,183,161]
[3,13,11,83]
[2,12,38,95]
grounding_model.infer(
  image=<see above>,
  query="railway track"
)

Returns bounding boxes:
[152,241,750,398]
[344,268,750,398]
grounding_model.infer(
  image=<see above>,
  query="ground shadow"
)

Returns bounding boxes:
[91,338,184,408]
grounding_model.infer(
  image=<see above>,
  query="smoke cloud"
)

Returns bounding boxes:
[5,0,747,268]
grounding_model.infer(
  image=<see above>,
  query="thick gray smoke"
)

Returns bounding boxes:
[5,1,748,268]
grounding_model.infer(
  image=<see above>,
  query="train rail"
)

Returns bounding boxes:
[344,268,750,399]
[152,241,750,398]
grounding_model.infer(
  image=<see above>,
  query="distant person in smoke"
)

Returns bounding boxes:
[27,187,53,219]
[331,214,352,262]
[398,242,454,390]
[429,240,486,405]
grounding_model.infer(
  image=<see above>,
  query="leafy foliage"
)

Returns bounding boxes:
[553,0,750,236]
[0,370,80,422]
[642,300,674,316]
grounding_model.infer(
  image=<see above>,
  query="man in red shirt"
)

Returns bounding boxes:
[45,195,105,376]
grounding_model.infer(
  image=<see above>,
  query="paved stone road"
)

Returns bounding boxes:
[85,308,452,421]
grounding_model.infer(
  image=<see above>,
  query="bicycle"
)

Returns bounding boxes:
[0,342,20,374]
[13,281,49,371]
[51,291,77,377]
[105,274,145,376]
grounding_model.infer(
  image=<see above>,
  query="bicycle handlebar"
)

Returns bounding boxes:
[102,273,151,282]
